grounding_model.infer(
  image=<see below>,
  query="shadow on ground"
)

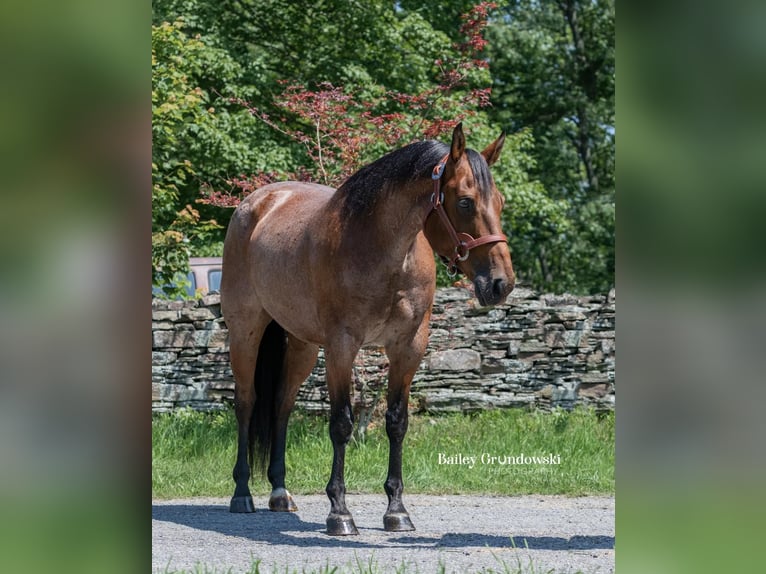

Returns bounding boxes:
[152,504,614,551]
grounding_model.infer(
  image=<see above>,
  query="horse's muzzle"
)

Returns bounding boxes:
[474,274,514,307]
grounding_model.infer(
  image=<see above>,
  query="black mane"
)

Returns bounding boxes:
[337,140,494,217]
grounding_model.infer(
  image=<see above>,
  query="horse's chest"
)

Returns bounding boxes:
[358,291,427,347]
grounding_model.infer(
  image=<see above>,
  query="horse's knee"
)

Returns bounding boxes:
[329,406,354,444]
[385,403,409,442]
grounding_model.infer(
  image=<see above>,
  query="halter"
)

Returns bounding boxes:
[426,154,508,276]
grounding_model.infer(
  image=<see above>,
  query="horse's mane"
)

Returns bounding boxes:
[337,140,495,217]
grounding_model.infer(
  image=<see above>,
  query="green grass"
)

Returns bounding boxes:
[152,407,613,499]
[159,553,581,574]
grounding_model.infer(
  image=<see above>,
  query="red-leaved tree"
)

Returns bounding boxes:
[201,2,498,208]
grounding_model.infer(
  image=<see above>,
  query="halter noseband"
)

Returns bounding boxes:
[426,154,508,276]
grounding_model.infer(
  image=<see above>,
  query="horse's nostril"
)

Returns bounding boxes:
[492,277,514,298]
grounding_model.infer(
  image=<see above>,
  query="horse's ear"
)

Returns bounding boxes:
[481,131,506,167]
[450,122,466,162]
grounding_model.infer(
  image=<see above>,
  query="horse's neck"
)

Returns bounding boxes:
[366,180,433,256]
[333,179,433,269]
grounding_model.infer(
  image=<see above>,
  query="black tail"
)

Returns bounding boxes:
[248,320,287,476]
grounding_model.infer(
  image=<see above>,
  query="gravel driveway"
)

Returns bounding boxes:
[152,494,614,573]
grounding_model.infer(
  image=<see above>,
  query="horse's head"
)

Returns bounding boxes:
[424,123,516,306]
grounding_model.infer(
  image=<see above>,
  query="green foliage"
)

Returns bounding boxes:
[151,21,208,296]
[153,0,456,95]
[151,18,291,295]
[485,0,615,293]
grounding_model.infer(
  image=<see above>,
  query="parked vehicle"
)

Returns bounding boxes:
[153,256,222,298]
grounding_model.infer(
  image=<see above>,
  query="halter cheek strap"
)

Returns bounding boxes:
[426,155,508,275]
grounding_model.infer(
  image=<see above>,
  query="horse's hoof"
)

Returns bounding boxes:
[384,512,415,532]
[229,495,256,513]
[326,513,359,536]
[268,488,298,512]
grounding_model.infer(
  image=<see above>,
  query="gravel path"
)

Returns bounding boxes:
[152,494,614,573]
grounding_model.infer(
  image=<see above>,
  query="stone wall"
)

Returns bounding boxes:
[152,287,615,414]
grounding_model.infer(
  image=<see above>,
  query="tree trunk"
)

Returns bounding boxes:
[559,0,600,195]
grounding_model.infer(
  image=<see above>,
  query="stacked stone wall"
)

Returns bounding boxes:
[152,287,615,413]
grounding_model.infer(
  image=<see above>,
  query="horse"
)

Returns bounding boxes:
[220,123,515,535]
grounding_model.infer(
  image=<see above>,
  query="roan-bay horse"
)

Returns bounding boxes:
[220,123,515,535]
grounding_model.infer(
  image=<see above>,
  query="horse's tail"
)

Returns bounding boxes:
[249,320,287,476]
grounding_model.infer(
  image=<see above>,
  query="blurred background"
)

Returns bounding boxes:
[0,1,149,572]
[619,1,766,572]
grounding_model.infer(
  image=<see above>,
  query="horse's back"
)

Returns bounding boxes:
[230,181,334,232]
[226,180,333,245]
[221,182,334,314]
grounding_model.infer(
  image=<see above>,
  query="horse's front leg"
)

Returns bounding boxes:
[382,386,415,532]
[382,319,430,531]
[324,338,361,535]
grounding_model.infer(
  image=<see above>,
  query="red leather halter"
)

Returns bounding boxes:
[426,154,508,275]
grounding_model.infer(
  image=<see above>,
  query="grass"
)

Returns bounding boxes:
[152,406,613,499]
[158,553,582,574]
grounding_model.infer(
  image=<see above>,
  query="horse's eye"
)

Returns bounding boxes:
[457,197,474,212]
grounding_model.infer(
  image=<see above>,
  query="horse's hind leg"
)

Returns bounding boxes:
[268,336,319,512]
[228,313,271,513]
[382,318,430,531]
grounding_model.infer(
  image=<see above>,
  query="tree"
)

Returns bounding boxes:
[152,19,290,295]
[152,20,218,296]
[486,0,615,293]
[153,0,455,96]
[200,3,500,194]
